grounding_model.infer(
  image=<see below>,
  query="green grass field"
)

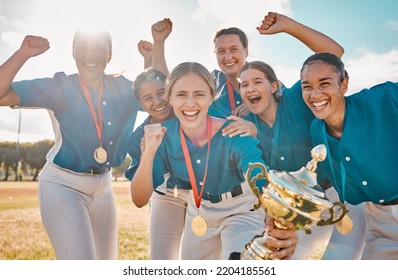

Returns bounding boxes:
[0,181,324,260]
[0,181,150,260]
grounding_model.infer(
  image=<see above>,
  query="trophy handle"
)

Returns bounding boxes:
[317,201,348,226]
[246,162,268,210]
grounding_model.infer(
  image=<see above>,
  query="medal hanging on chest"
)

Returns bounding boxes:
[94,146,108,164]
[80,79,107,164]
[180,116,212,237]
[191,214,208,237]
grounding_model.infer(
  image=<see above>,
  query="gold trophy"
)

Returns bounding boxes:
[241,144,350,260]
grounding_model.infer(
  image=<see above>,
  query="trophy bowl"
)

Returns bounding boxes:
[241,144,349,260]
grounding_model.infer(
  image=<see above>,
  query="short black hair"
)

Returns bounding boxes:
[301,53,348,83]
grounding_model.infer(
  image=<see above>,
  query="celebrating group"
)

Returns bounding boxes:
[0,11,396,260]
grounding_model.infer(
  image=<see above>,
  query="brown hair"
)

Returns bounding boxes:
[166,62,216,99]
[239,61,282,100]
[214,27,248,49]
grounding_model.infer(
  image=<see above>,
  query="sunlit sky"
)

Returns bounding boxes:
[0,0,397,143]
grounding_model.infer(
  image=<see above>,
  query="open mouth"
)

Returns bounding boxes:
[85,62,98,68]
[311,100,328,111]
[247,95,261,104]
[153,105,166,112]
[224,62,236,68]
[182,110,199,121]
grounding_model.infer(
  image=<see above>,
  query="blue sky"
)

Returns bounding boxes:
[0,0,397,142]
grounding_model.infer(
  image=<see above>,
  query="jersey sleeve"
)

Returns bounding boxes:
[232,135,269,191]
[124,128,144,181]
[11,72,67,111]
[151,143,173,194]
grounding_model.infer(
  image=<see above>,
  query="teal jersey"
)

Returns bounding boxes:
[12,72,139,173]
[151,118,266,199]
[208,70,243,118]
[311,82,398,205]
[125,116,151,181]
[244,81,319,174]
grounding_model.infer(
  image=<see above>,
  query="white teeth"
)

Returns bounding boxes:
[312,100,328,109]
[225,62,235,67]
[247,95,261,104]
[248,95,260,100]
[182,110,199,121]
[183,110,198,116]
[154,106,165,112]
[85,63,97,67]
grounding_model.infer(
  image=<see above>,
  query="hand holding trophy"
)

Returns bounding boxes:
[241,144,351,260]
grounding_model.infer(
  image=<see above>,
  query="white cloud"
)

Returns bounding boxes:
[196,0,293,31]
[0,108,54,142]
[345,48,398,93]
[385,19,398,30]
[1,31,24,47]
[192,6,207,23]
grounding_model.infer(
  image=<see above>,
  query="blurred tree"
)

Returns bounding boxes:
[0,142,17,181]
[23,140,54,181]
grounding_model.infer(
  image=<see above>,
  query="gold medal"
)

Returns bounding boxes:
[191,215,208,237]
[173,185,179,198]
[336,214,353,235]
[94,146,107,164]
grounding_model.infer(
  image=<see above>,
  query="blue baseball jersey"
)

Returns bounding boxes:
[124,116,181,193]
[12,72,140,173]
[149,117,266,198]
[311,82,398,205]
[244,81,319,174]
[208,70,243,118]
[124,116,150,181]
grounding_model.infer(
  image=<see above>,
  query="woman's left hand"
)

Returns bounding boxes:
[222,115,257,137]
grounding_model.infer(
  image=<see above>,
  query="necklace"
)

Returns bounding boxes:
[180,116,212,237]
[79,79,106,164]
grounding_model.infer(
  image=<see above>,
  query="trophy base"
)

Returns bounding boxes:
[240,231,280,260]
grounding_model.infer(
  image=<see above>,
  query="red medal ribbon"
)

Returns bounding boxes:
[226,81,236,113]
[79,79,104,143]
[179,116,212,209]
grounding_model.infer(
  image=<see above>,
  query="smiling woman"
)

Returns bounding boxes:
[128,61,298,260]
[0,28,141,259]
[232,12,367,260]
[300,52,398,259]
[1,0,398,144]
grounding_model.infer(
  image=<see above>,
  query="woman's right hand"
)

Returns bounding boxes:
[151,18,173,43]
[256,12,292,35]
[143,123,167,154]
[19,35,50,58]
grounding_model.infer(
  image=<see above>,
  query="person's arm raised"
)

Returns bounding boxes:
[137,40,153,70]
[130,123,167,207]
[151,18,173,76]
[257,12,344,58]
[0,35,50,106]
